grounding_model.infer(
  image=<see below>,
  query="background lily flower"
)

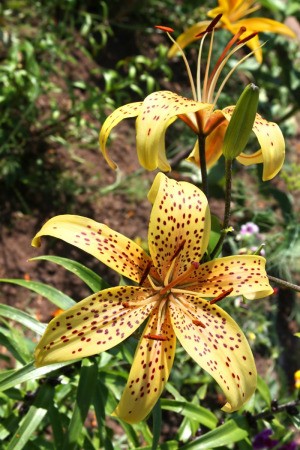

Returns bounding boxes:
[100,90,285,180]
[168,0,296,63]
[100,21,285,181]
[32,174,273,423]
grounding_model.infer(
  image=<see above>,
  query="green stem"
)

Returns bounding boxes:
[268,275,300,293]
[198,133,208,197]
[210,158,233,259]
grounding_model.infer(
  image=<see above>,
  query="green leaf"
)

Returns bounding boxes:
[7,405,47,450]
[0,304,46,335]
[160,399,217,429]
[257,375,271,406]
[0,361,76,392]
[152,399,162,450]
[0,279,75,309]
[30,255,110,292]
[208,215,221,255]
[62,358,98,449]
[180,419,248,449]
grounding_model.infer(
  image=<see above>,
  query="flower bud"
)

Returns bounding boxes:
[222,83,259,160]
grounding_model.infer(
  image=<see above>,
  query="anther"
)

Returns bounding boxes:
[237,32,258,45]
[144,333,168,341]
[155,25,175,33]
[170,240,186,262]
[210,288,234,305]
[192,319,206,328]
[196,13,223,38]
[139,261,152,286]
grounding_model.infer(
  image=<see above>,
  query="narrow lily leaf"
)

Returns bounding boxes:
[93,381,114,450]
[7,405,47,450]
[62,358,98,449]
[180,419,248,449]
[152,399,162,450]
[30,255,110,292]
[160,399,217,429]
[257,375,271,406]
[135,442,179,450]
[0,322,31,364]
[0,279,75,309]
[0,304,46,335]
[0,361,76,392]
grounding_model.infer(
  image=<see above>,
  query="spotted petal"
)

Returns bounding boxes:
[189,255,273,300]
[35,286,155,366]
[99,102,142,169]
[136,91,208,171]
[147,173,210,279]
[223,108,285,180]
[113,309,176,423]
[169,297,257,412]
[32,215,151,284]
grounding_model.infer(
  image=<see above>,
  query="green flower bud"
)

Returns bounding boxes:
[222,83,259,160]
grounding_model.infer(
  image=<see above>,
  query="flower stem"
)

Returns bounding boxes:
[210,158,233,259]
[198,133,208,197]
[268,275,300,293]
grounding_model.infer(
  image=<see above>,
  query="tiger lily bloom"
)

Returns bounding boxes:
[99,21,285,181]
[168,0,296,63]
[32,173,273,423]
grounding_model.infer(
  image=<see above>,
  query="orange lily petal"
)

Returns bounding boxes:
[236,17,296,38]
[32,215,152,284]
[113,309,176,423]
[223,108,285,180]
[136,91,208,171]
[147,173,210,279]
[35,286,155,366]
[169,297,257,412]
[167,21,211,58]
[99,102,143,169]
[190,255,273,300]
[187,117,227,169]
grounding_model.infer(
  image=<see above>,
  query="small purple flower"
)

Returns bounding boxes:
[253,429,278,449]
[240,222,260,236]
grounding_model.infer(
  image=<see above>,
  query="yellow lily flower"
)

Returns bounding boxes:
[168,0,296,63]
[32,173,273,423]
[100,23,285,181]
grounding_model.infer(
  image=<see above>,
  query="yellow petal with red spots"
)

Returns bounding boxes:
[113,309,176,423]
[32,215,151,284]
[169,297,257,412]
[147,173,210,279]
[167,21,212,58]
[223,108,285,180]
[188,255,273,300]
[35,286,155,366]
[99,102,142,169]
[136,91,208,171]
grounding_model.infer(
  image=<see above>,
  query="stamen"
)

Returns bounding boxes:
[171,240,186,261]
[139,260,152,286]
[202,28,215,103]
[238,32,258,45]
[211,42,264,108]
[155,25,197,100]
[170,293,206,328]
[195,13,223,38]
[209,287,233,305]
[206,26,246,102]
[192,319,206,328]
[161,261,199,294]
[155,25,174,33]
[144,333,168,341]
